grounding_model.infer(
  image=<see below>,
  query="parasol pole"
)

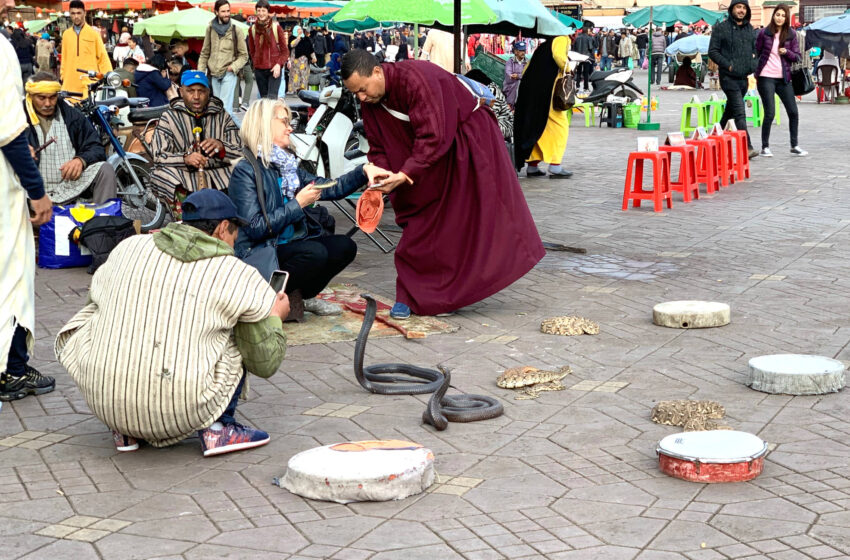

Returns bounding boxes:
[414,23,419,57]
[453,0,462,73]
[638,6,661,130]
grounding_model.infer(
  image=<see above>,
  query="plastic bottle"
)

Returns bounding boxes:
[651,95,658,111]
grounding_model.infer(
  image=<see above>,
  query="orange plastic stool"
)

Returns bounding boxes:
[686,139,721,195]
[660,145,699,203]
[622,151,672,212]
[705,135,735,188]
[725,130,751,181]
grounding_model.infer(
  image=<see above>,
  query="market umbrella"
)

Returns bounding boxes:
[665,34,710,56]
[132,7,247,39]
[549,9,581,29]
[24,16,58,33]
[462,0,573,38]
[314,10,390,34]
[805,11,850,57]
[270,1,344,17]
[623,5,724,28]
[331,0,496,27]
[623,5,724,130]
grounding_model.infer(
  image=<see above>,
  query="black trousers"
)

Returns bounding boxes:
[6,325,29,376]
[275,235,357,299]
[651,54,664,85]
[577,61,593,90]
[254,68,282,99]
[757,76,799,149]
[720,77,752,149]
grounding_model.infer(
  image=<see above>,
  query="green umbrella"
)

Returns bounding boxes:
[623,5,724,28]
[314,10,391,33]
[133,7,247,40]
[331,0,497,26]
[24,18,54,34]
[549,9,581,29]
[462,0,572,37]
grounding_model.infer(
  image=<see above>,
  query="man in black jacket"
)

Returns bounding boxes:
[709,0,759,158]
[24,72,116,205]
[571,25,596,92]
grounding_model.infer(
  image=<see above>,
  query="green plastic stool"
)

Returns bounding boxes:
[704,99,726,126]
[572,102,595,127]
[680,102,708,135]
[744,94,763,127]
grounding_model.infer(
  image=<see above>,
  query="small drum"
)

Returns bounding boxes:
[656,430,768,483]
[748,354,846,395]
[652,301,730,329]
[275,440,435,503]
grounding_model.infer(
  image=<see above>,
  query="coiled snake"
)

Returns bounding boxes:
[353,294,504,430]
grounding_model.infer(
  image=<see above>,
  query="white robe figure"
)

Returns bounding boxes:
[0,34,35,373]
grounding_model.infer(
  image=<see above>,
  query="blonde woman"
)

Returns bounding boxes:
[228,99,390,321]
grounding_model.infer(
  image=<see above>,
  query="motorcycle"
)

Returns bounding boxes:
[291,85,368,179]
[581,66,644,104]
[66,70,167,232]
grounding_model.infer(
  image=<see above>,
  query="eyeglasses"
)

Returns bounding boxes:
[273,115,292,127]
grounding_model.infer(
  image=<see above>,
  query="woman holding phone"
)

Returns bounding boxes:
[229,98,390,321]
[755,4,806,157]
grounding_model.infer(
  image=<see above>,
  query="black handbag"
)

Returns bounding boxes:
[240,147,279,282]
[792,68,815,96]
[78,216,136,274]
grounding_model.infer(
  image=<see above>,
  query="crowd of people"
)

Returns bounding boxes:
[0,0,814,457]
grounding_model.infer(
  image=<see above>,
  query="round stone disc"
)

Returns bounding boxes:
[653,301,731,329]
[276,440,435,504]
[748,354,846,395]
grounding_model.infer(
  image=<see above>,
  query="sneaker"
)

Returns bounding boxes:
[239,102,249,111]
[790,146,808,156]
[199,421,270,457]
[304,297,343,316]
[112,431,139,452]
[0,366,55,402]
[390,302,411,320]
[748,148,759,159]
[760,147,773,157]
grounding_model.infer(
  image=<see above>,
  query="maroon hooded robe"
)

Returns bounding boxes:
[362,60,544,315]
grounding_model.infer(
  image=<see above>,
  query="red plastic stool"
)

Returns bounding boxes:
[622,151,672,212]
[724,130,750,181]
[705,134,735,188]
[686,139,721,195]
[660,145,699,203]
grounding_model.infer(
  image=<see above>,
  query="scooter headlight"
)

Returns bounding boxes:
[105,71,123,88]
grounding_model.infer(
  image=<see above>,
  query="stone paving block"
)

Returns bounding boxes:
[34,524,79,538]
[65,528,110,542]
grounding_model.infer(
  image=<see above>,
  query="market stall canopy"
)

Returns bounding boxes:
[24,14,59,33]
[330,0,497,27]
[271,1,344,17]
[549,9,581,28]
[154,0,295,15]
[313,10,391,33]
[462,0,573,38]
[62,0,154,10]
[665,34,709,56]
[133,7,247,39]
[623,5,724,28]
[805,11,850,56]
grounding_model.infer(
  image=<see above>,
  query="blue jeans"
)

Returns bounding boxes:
[638,48,646,68]
[211,71,240,126]
[217,374,244,425]
[601,55,612,71]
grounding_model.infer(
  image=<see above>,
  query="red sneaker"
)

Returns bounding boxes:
[198,422,270,457]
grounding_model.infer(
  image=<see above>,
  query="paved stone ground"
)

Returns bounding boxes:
[3,78,850,560]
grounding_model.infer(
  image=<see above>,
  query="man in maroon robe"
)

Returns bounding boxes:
[341,49,544,317]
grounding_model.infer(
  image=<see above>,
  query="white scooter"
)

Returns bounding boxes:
[290,85,368,178]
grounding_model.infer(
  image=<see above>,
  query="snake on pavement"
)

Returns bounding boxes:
[353,294,504,431]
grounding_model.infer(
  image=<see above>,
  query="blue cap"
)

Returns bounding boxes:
[182,190,248,227]
[181,70,210,89]
[514,41,526,50]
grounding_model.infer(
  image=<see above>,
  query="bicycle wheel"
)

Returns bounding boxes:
[115,158,168,232]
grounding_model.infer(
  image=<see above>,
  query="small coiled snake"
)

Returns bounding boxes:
[353,294,504,430]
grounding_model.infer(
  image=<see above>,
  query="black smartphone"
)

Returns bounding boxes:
[270,270,290,294]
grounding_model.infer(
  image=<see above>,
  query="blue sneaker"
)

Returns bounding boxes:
[199,421,270,457]
[390,302,411,320]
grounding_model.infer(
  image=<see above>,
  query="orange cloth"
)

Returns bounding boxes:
[356,189,384,234]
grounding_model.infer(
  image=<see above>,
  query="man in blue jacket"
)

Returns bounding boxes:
[709,0,759,158]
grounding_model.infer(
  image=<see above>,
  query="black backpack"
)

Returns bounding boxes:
[78,216,136,274]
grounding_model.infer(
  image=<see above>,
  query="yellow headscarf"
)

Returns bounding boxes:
[25,80,62,126]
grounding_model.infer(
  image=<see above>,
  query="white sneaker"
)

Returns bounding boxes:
[790,146,808,156]
[760,147,773,157]
[304,298,342,316]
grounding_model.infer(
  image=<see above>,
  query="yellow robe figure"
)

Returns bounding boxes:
[60,23,112,96]
[528,35,573,165]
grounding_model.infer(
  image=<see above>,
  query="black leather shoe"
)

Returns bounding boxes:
[526,169,546,177]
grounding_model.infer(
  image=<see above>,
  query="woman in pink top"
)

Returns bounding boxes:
[755,5,806,157]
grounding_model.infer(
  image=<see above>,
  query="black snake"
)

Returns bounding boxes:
[353,294,504,430]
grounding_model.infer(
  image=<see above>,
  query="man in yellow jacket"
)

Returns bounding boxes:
[60,0,112,96]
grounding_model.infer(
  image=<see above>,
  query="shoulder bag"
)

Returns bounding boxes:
[240,148,279,282]
[552,65,576,112]
[791,67,815,96]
